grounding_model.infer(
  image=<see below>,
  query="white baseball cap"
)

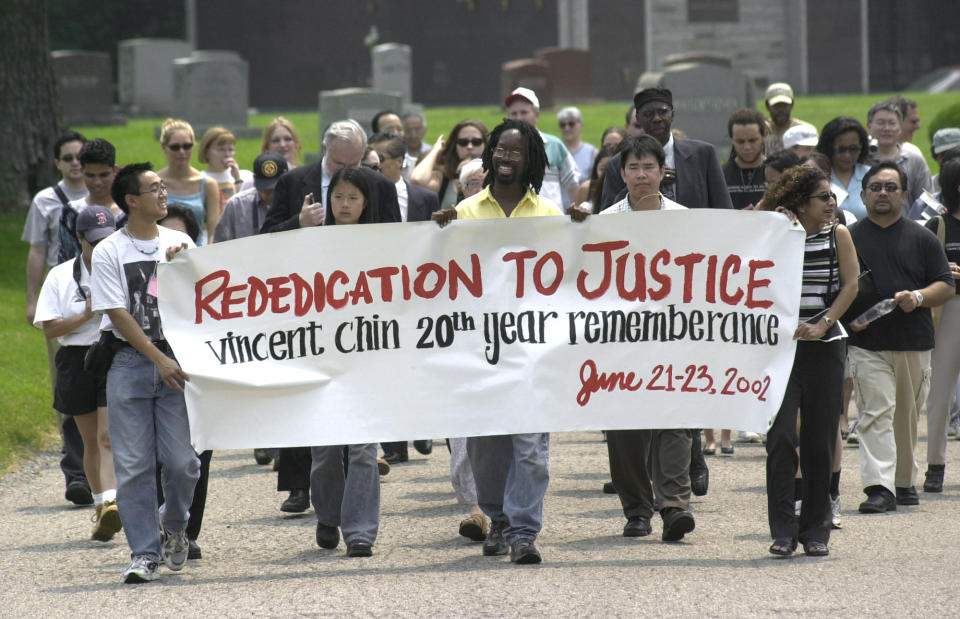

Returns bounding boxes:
[783,124,819,149]
[505,87,540,110]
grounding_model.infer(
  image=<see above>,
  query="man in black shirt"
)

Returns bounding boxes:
[722,109,767,209]
[847,162,954,513]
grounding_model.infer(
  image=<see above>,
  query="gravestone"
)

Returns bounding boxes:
[636,53,754,154]
[535,47,594,101]
[50,50,125,126]
[118,38,192,116]
[171,50,257,137]
[500,59,554,109]
[318,88,404,140]
[371,43,412,103]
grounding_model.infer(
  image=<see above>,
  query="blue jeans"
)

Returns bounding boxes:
[467,433,550,543]
[107,346,200,561]
[310,444,380,544]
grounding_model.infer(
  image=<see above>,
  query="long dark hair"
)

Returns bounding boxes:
[817,116,870,166]
[438,119,489,181]
[325,167,372,225]
[482,119,547,193]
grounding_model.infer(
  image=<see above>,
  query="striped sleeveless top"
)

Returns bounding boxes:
[799,225,837,321]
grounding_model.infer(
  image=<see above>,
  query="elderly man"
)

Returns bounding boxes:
[847,162,954,513]
[557,106,597,182]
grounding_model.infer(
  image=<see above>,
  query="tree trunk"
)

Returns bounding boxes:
[0,0,61,212]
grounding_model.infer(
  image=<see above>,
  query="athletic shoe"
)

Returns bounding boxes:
[830,495,842,529]
[91,500,122,541]
[123,556,159,584]
[162,527,189,571]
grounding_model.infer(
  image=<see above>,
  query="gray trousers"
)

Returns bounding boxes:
[310,444,380,544]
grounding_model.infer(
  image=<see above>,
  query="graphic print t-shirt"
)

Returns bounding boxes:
[91,226,195,341]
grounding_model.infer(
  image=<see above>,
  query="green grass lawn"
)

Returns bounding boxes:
[2,90,954,473]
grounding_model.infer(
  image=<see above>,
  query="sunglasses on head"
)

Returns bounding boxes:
[166,142,194,152]
[456,138,484,147]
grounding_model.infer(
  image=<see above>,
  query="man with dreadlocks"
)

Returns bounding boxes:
[432,118,563,564]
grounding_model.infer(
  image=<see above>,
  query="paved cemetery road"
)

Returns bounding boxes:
[3,428,960,616]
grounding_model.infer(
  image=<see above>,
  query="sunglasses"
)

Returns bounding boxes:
[456,138,484,147]
[834,145,862,155]
[559,121,578,128]
[58,153,78,163]
[809,191,837,202]
[867,182,901,193]
[166,142,194,152]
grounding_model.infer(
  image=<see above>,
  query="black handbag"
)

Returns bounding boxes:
[83,331,123,378]
[824,224,880,325]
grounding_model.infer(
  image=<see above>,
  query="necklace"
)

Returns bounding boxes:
[738,160,762,188]
[122,226,159,256]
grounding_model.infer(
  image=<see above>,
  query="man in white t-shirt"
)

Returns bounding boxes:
[91,162,200,584]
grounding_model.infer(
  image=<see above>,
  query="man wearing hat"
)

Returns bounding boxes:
[598,87,732,213]
[783,124,819,158]
[907,127,960,220]
[214,151,289,242]
[504,87,581,209]
[764,82,811,154]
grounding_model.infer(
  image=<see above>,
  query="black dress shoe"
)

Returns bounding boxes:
[382,451,408,464]
[281,488,310,513]
[924,464,945,493]
[482,520,509,556]
[661,507,695,542]
[858,486,896,513]
[316,522,340,549]
[253,448,272,465]
[602,481,617,494]
[65,481,94,506]
[413,439,433,455]
[690,468,709,497]
[509,539,542,564]
[346,540,373,557]
[187,539,202,560]
[623,515,652,537]
[895,486,920,505]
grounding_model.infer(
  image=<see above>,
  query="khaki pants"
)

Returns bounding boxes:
[849,346,930,493]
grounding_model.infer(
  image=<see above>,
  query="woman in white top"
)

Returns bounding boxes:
[34,205,121,542]
[198,127,252,211]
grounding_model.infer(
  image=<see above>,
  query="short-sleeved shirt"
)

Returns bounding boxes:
[847,216,954,351]
[722,159,766,210]
[33,257,100,346]
[455,186,562,219]
[925,215,960,294]
[541,132,580,209]
[91,226,195,341]
[600,194,686,214]
[21,181,88,266]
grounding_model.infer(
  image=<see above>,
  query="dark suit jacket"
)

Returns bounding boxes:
[404,179,440,222]
[260,162,401,233]
[599,137,734,211]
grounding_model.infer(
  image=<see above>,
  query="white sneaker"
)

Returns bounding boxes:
[830,495,842,529]
[737,431,762,443]
[162,527,189,571]
[123,556,159,584]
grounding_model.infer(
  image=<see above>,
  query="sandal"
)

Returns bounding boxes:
[721,445,734,455]
[702,446,716,456]
[769,537,797,557]
[803,541,829,557]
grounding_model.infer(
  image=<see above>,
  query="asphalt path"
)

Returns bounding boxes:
[3,424,960,616]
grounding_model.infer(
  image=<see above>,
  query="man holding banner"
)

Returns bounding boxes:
[433,119,563,564]
[598,135,696,541]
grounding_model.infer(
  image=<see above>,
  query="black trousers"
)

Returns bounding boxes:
[606,429,692,518]
[59,415,87,486]
[766,339,844,544]
[276,447,311,491]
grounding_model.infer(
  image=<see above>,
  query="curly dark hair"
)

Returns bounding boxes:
[437,119,489,181]
[78,138,116,167]
[761,165,828,214]
[482,119,547,193]
[817,116,870,165]
[160,204,200,242]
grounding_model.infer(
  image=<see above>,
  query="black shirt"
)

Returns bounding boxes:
[848,217,953,351]
[721,159,765,210]
[925,214,960,294]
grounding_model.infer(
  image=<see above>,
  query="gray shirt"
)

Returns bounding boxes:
[213,187,269,242]
[21,180,88,265]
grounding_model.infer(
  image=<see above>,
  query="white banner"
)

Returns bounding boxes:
[158,210,804,450]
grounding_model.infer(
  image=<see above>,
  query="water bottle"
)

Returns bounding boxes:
[852,299,896,328]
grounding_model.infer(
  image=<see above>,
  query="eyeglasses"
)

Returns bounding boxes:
[58,153,78,163]
[834,145,862,155]
[361,162,381,172]
[559,121,578,128]
[456,138,484,147]
[809,191,837,202]
[213,146,236,155]
[870,119,899,128]
[640,106,673,120]
[493,147,523,162]
[867,182,901,193]
[166,142,194,152]
[137,183,168,196]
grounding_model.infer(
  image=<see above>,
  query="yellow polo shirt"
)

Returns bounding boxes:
[455,186,562,220]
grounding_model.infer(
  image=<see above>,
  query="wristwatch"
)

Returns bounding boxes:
[914,290,924,306]
[823,316,834,326]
